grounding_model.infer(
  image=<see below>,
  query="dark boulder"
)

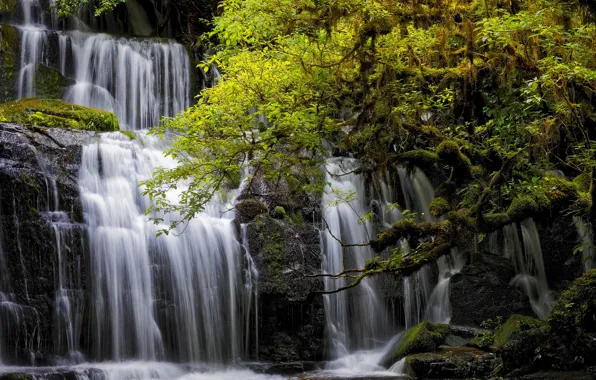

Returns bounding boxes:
[247,214,325,361]
[450,251,535,327]
[405,348,501,379]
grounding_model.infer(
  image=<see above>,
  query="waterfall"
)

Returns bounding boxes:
[64,31,190,130]
[241,224,259,359]
[504,219,554,319]
[321,157,389,357]
[78,132,244,362]
[13,0,190,132]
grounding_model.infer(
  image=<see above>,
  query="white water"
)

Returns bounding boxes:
[64,30,190,130]
[504,219,554,319]
[78,132,245,362]
[13,0,190,132]
[321,157,390,357]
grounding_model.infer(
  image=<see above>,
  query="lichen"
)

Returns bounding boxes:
[0,98,119,131]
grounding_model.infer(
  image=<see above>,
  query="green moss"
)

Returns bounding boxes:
[236,199,268,222]
[573,173,591,193]
[35,64,73,99]
[120,131,136,139]
[507,196,539,220]
[0,0,16,12]
[436,140,471,176]
[397,150,438,171]
[468,330,494,350]
[429,197,451,218]
[0,25,19,103]
[549,269,596,334]
[381,322,450,367]
[483,212,510,229]
[494,314,545,349]
[271,205,287,219]
[0,98,119,131]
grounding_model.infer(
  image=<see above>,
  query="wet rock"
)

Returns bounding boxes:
[247,214,325,361]
[502,271,596,375]
[450,251,535,327]
[536,216,583,291]
[404,347,501,379]
[0,123,93,363]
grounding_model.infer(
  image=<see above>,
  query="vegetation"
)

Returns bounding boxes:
[143,0,596,286]
[380,322,450,367]
[0,98,119,131]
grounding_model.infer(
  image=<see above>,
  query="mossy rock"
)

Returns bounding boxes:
[549,269,596,335]
[35,64,75,99]
[236,198,268,223]
[429,197,450,218]
[0,0,16,12]
[494,314,545,348]
[380,322,450,368]
[507,196,539,220]
[0,25,19,103]
[573,173,591,193]
[0,98,119,131]
[270,205,286,219]
[468,330,494,350]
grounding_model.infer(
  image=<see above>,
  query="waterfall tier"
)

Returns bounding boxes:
[12,0,190,130]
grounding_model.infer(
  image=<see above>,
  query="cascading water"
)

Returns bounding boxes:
[12,0,190,131]
[79,132,244,362]
[321,157,390,357]
[64,31,190,130]
[241,224,259,360]
[504,219,554,319]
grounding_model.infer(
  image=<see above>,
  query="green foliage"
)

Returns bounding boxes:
[0,98,119,131]
[145,0,596,283]
[55,0,127,17]
[271,206,286,219]
[429,197,451,218]
[549,270,596,334]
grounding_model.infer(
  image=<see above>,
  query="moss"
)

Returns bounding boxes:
[0,0,16,12]
[470,165,484,177]
[397,150,438,171]
[573,173,591,193]
[120,130,136,140]
[494,314,545,348]
[0,98,119,131]
[429,197,451,218]
[548,269,596,334]
[380,322,450,367]
[236,198,268,223]
[436,140,471,177]
[0,25,19,103]
[35,64,73,99]
[271,205,287,219]
[468,331,494,350]
[506,196,539,220]
[482,212,510,229]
